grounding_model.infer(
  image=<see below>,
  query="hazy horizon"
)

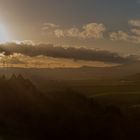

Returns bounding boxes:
[0,0,140,68]
[0,1,140,140]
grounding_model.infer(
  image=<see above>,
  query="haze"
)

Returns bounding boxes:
[0,0,139,68]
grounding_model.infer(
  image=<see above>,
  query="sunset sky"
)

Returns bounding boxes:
[0,0,140,68]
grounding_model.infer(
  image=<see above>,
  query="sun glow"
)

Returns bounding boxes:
[0,24,10,43]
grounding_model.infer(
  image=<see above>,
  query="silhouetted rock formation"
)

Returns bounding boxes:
[8,74,37,92]
[0,74,137,140]
[10,74,17,81]
[17,74,25,81]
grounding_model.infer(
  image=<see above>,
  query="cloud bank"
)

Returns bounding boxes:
[42,22,106,39]
[42,20,140,44]
[109,19,140,44]
[0,42,137,66]
[129,19,140,27]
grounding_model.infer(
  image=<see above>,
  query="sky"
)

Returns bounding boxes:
[0,0,140,68]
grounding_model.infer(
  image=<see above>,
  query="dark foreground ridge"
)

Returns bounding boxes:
[0,74,138,140]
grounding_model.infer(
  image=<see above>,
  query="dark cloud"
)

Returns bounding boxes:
[0,42,138,64]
